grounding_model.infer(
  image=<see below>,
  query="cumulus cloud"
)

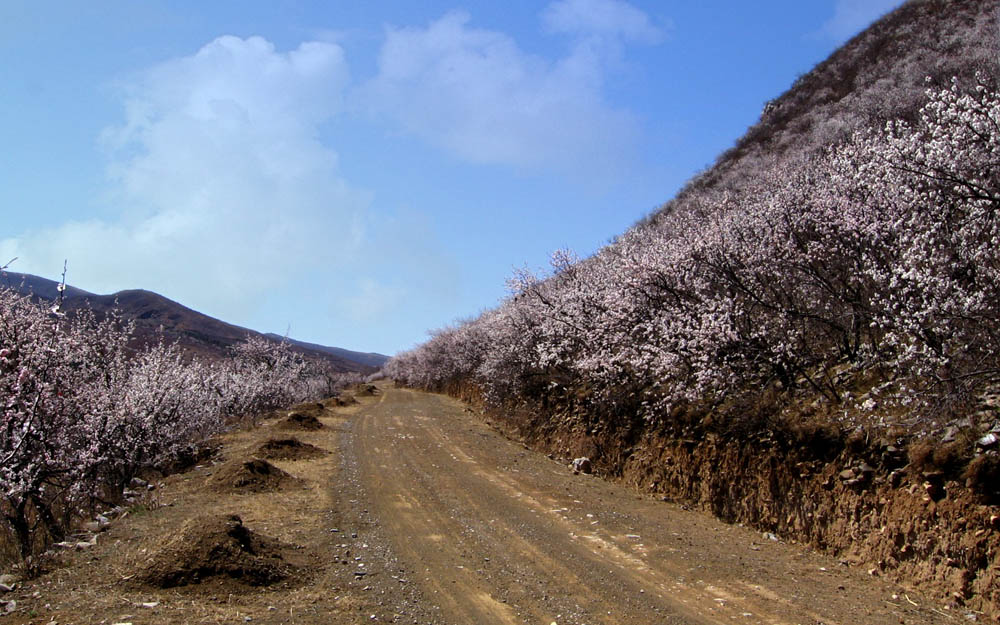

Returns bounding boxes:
[820,0,903,41]
[2,36,369,317]
[2,5,659,345]
[355,3,660,178]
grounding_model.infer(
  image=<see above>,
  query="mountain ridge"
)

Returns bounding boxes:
[0,271,388,371]
[262,333,388,369]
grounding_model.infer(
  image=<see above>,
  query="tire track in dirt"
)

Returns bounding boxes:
[347,387,953,625]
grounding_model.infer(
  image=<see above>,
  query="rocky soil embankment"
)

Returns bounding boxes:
[478,402,1000,619]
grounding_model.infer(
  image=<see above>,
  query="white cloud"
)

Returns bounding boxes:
[541,0,665,44]
[820,0,903,41]
[355,6,657,178]
[2,36,369,317]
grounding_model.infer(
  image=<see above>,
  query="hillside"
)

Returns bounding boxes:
[263,333,388,369]
[643,0,998,233]
[0,271,384,373]
[386,0,1000,616]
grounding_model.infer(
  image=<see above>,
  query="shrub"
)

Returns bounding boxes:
[0,286,319,566]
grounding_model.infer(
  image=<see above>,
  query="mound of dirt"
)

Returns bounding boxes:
[140,514,300,589]
[324,394,358,408]
[288,401,325,415]
[161,440,222,474]
[281,412,325,431]
[256,437,328,461]
[211,459,296,493]
[353,384,379,397]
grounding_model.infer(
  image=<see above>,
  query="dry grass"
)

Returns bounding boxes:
[0,399,385,625]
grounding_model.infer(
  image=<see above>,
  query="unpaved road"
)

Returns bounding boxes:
[342,387,952,625]
[5,386,956,624]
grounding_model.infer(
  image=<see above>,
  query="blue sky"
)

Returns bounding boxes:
[0,0,901,355]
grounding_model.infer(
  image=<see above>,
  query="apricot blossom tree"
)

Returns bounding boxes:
[0,285,319,563]
[386,76,1000,431]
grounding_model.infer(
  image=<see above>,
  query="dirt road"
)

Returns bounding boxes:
[5,386,958,624]
[342,387,952,625]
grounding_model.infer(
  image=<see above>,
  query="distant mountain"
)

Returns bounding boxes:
[263,333,388,368]
[1,271,94,301]
[1,271,379,373]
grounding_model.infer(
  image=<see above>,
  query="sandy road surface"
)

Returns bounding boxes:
[344,387,952,625]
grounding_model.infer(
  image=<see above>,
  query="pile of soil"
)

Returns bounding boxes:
[210,459,297,493]
[281,412,325,431]
[353,384,379,397]
[140,514,300,589]
[324,394,358,407]
[256,437,328,461]
[288,401,325,415]
[161,440,222,474]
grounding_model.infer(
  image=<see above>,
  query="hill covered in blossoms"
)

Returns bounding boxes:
[385,0,1000,614]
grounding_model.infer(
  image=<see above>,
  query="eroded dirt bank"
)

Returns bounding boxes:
[473,399,1000,620]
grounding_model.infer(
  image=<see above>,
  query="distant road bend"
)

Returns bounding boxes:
[343,386,949,625]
